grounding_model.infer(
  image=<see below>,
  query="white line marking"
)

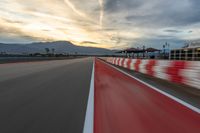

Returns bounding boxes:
[98,59,200,114]
[83,60,94,133]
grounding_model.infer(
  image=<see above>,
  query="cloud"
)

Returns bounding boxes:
[0,0,200,49]
[164,30,183,33]
[103,0,200,28]
[104,0,143,12]
[81,41,99,44]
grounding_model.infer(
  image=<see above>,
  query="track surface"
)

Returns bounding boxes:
[0,58,199,133]
[0,58,93,133]
[94,59,200,133]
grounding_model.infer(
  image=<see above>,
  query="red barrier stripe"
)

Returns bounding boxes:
[118,58,122,66]
[115,58,118,65]
[146,60,156,76]
[114,58,117,65]
[166,61,187,83]
[135,59,141,72]
[127,59,132,69]
[112,58,116,64]
[121,58,125,67]
[117,58,120,66]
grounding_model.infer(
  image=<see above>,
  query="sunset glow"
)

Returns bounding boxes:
[0,0,200,49]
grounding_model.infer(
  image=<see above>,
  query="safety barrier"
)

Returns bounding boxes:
[104,57,200,90]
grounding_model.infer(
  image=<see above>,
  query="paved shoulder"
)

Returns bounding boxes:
[94,59,200,133]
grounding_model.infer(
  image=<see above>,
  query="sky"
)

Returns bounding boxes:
[0,0,200,49]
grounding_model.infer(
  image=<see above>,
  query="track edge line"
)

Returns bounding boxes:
[83,58,95,133]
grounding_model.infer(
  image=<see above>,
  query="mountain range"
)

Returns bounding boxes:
[0,41,113,55]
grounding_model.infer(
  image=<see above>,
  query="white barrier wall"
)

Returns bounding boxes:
[104,57,200,90]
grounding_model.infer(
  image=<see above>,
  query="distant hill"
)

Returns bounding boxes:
[0,41,113,55]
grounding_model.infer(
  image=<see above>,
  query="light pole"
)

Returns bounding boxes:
[163,44,166,59]
[143,45,145,59]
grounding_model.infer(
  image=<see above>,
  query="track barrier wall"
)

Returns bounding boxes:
[102,57,200,90]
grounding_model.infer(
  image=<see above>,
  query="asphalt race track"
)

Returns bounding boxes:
[0,58,199,133]
[0,58,93,133]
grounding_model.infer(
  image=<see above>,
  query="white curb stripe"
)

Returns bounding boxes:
[83,60,94,133]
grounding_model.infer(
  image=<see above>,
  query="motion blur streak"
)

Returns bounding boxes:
[94,59,200,133]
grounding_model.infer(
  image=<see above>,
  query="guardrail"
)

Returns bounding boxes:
[102,57,200,90]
